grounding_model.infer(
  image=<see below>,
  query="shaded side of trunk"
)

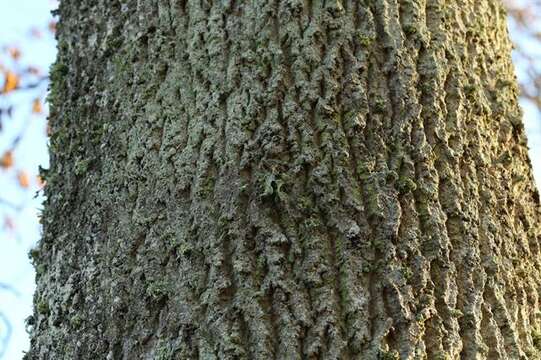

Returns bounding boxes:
[28,0,541,359]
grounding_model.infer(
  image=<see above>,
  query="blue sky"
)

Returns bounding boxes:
[0,1,539,359]
[0,1,55,358]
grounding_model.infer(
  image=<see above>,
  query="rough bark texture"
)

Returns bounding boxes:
[27,0,541,359]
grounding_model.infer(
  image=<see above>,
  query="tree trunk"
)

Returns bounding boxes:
[27,0,541,359]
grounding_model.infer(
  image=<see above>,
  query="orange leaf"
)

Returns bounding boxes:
[7,47,21,61]
[17,170,30,188]
[48,21,57,33]
[2,71,19,94]
[36,175,46,188]
[0,151,13,168]
[32,98,43,114]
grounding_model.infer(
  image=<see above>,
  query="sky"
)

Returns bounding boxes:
[508,2,541,190]
[0,1,539,359]
[0,1,55,359]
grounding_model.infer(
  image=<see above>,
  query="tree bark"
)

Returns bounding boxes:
[27,0,541,359]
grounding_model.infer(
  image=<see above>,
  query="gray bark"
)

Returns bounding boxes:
[27,0,541,359]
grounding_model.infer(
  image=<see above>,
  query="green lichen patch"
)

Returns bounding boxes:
[155,341,175,360]
[49,62,69,81]
[378,349,400,360]
[401,267,413,281]
[358,33,375,47]
[403,24,418,35]
[37,300,49,315]
[146,280,171,300]
[432,353,453,360]
[70,315,83,329]
[74,158,93,176]
[260,173,287,202]
[449,308,463,318]
[28,248,40,262]
[373,97,387,114]
[533,329,541,350]
[397,176,417,194]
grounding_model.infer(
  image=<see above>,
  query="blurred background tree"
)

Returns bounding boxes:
[505,0,541,108]
[505,0,541,184]
[0,0,539,358]
[0,1,56,358]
